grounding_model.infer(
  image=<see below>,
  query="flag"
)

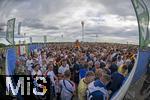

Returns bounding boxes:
[16,45,21,57]
[6,48,16,75]
[25,44,30,56]
[18,45,26,55]
[6,18,16,45]
[131,0,150,48]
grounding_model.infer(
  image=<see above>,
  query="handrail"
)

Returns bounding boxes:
[111,52,139,100]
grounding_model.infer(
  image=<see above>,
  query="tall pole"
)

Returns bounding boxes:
[18,22,21,45]
[19,40,21,45]
[61,27,63,42]
[30,37,32,44]
[24,33,26,44]
[96,33,98,42]
[18,22,21,35]
[44,35,47,43]
[61,34,63,42]
[81,21,84,42]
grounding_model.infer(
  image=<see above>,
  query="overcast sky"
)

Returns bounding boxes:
[0,0,139,45]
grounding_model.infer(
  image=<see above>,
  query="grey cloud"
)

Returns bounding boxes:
[78,24,138,40]
[88,0,135,16]
[0,0,139,44]
[22,18,59,30]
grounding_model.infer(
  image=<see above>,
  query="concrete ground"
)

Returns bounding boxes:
[124,75,150,100]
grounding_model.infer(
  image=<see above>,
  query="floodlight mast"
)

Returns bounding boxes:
[81,21,84,43]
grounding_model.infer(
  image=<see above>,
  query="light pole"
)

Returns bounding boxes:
[81,21,84,42]
[30,37,32,44]
[44,35,47,43]
[18,22,21,35]
[23,33,26,44]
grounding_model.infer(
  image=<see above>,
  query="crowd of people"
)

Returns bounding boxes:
[0,49,6,74]
[15,41,137,100]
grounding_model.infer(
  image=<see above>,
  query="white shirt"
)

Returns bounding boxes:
[41,65,47,74]
[117,60,124,67]
[58,64,69,75]
[59,80,75,100]
[31,70,42,76]
[46,70,56,85]
[111,53,117,59]
[26,59,33,71]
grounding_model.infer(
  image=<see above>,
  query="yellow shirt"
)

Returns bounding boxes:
[78,78,88,100]
[118,65,128,76]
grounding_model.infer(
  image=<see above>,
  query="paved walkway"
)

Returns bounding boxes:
[124,75,150,100]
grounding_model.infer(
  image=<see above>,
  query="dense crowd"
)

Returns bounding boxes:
[0,50,5,74]
[15,41,137,100]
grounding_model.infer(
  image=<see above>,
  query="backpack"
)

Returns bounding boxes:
[87,82,107,100]
[62,80,75,100]
[63,80,74,94]
[45,70,49,77]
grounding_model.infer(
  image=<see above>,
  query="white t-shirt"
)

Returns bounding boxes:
[45,70,56,85]
[31,70,42,76]
[59,80,75,100]
[41,65,47,74]
[58,64,69,75]
[117,60,124,67]
[26,59,33,71]
[111,53,117,59]
[38,54,44,67]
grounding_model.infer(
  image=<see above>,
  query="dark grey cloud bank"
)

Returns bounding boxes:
[0,0,138,44]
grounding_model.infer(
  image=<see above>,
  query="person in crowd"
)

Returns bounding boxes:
[105,61,111,71]
[117,55,124,67]
[95,68,103,80]
[45,63,58,97]
[87,60,94,71]
[59,70,76,100]
[15,60,26,75]
[79,62,89,80]
[31,63,42,76]
[87,70,111,100]
[13,42,137,99]
[127,56,135,73]
[100,57,106,69]
[109,57,118,74]
[102,67,111,76]
[78,71,95,100]
[19,53,27,62]
[118,64,128,77]
[107,71,125,97]
[58,59,70,79]
[73,58,80,85]
[41,60,47,74]
[26,56,33,75]
[92,61,100,72]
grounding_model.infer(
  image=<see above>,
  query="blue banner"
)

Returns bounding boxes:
[6,48,16,75]
[131,50,150,83]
